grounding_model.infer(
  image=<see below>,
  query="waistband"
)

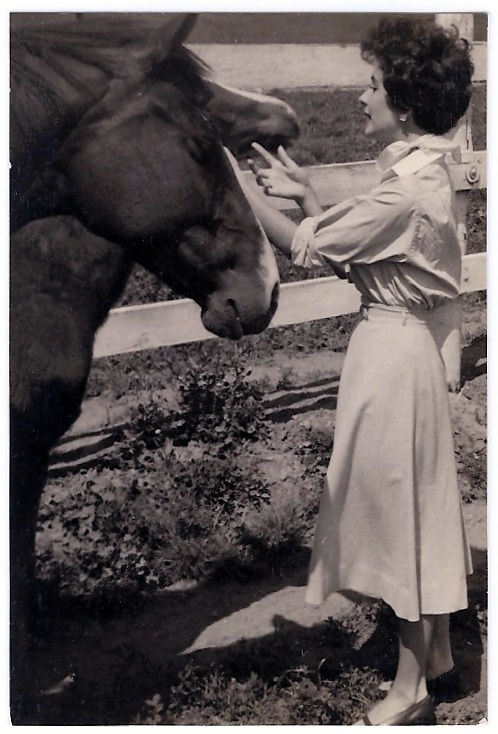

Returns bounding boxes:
[359,302,431,325]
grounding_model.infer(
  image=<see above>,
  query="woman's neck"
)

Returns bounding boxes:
[394,120,428,145]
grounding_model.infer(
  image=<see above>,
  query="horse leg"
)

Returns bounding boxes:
[9,420,49,723]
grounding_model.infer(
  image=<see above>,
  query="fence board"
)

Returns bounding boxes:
[93,252,486,358]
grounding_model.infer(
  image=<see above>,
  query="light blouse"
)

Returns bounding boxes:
[291,134,463,310]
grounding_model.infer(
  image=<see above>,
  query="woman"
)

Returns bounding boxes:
[231,15,474,726]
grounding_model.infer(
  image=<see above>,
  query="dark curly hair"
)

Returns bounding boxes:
[360,16,474,135]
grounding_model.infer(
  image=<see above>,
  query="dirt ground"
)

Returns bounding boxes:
[26,525,487,725]
[22,339,488,727]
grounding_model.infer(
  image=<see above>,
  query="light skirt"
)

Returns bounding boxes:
[305,306,473,622]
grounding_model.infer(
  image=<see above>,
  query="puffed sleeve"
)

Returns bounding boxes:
[291,179,418,270]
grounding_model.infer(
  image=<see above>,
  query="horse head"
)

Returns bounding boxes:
[205,81,300,154]
[11,15,280,339]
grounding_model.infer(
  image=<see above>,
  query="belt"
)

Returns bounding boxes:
[359,302,430,325]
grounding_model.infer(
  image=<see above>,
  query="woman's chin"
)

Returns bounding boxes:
[363,120,376,137]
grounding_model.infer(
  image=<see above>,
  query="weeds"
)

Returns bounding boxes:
[129,344,268,453]
[129,603,399,725]
[38,353,309,593]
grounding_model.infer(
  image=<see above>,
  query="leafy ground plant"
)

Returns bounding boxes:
[38,352,310,594]
[143,350,267,450]
[38,450,274,595]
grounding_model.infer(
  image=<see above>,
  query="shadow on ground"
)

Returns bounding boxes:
[13,544,486,725]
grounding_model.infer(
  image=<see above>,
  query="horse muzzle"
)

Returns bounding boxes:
[202,280,279,339]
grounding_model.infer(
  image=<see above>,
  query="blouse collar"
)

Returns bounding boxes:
[376,132,462,176]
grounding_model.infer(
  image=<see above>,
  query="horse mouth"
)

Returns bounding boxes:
[201,298,243,340]
[226,298,244,339]
[201,282,278,340]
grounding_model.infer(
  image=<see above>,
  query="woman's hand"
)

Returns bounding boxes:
[222,146,297,259]
[248,143,322,216]
[248,143,310,202]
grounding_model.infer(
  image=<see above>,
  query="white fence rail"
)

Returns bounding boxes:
[93,153,487,359]
[93,252,486,359]
[188,42,487,90]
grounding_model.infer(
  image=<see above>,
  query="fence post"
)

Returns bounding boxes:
[428,13,474,391]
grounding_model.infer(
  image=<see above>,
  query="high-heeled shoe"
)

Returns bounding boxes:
[358,694,434,726]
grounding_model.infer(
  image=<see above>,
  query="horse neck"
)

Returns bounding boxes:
[12,217,133,331]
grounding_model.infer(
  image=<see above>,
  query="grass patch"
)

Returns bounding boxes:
[39,356,326,595]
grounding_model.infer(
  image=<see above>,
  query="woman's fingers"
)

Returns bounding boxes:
[252,142,296,172]
[277,145,297,168]
[248,144,301,198]
[247,157,258,175]
[251,141,277,165]
[247,157,269,184]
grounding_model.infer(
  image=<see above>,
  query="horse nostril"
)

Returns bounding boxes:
[227,297,240,319]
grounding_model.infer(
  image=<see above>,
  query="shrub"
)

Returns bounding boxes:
[128,348,268,454]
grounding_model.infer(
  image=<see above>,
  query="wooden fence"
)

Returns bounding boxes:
[93,155,486,357]
[93,14,487,388]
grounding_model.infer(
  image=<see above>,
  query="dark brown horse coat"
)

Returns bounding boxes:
[9,13,298,721]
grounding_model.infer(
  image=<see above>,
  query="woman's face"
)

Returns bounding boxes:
[359,63,405,144]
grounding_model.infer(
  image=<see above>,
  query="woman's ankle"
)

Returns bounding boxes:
[426,661,455,681]
[426,643,454,680]
[427,614,453,680]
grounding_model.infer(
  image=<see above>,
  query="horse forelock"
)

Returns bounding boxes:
[147,44,212,108]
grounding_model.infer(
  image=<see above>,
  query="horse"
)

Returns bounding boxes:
[9,13,299,720]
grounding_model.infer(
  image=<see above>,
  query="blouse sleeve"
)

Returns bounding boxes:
[291,178,418,270]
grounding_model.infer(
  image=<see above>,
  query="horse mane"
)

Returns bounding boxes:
[10,16,213,166]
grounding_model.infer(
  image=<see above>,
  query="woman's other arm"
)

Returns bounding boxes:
[224,144,324,258]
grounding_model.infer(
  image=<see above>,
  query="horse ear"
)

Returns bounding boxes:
[140,14,198,70]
